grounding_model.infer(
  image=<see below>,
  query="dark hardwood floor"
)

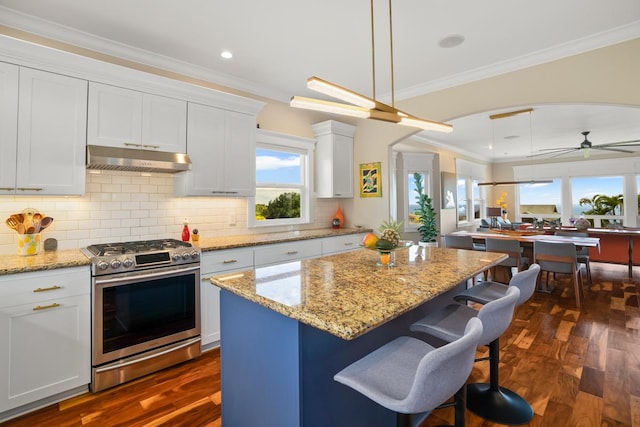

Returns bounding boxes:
[3,262,639,427]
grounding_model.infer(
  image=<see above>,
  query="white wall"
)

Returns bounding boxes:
[0,171,340,255]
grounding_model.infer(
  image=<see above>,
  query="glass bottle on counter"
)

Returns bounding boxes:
[181,220,190,242]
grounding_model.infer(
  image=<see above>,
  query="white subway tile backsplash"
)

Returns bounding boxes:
[0,170,342,255]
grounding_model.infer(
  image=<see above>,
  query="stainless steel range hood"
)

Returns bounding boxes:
[86,145,191,173]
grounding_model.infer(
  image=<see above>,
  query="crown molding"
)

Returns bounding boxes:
[393,21,640,102]
[0,6,289,102]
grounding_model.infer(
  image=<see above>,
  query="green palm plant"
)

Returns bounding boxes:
[413,173,438,242]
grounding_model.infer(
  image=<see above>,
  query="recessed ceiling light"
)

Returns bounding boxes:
[438,34,465,49]
[220,50,233,59]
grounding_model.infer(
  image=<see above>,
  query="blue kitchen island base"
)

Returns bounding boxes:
[219,284,465,427]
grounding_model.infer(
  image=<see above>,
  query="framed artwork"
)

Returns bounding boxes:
[359,162,382,198]
[441,172,457,209]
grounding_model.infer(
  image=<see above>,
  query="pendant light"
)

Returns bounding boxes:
[478,108,552,186]
[290,0,453,134]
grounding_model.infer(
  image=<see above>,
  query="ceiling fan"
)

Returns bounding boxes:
[530,131,640,158]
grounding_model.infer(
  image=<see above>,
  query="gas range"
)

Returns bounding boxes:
[82,238,200,276]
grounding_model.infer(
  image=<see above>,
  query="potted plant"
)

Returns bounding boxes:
[413,172,438,245]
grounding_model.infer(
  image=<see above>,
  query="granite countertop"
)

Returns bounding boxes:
[0,249,91,275]
[211,246,507,340]
[194,227,369,252]
[0,228,370,276]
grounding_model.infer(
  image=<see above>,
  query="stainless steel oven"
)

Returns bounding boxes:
[83,239,201,392]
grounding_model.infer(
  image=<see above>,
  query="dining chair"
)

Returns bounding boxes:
[443,234,475,250]
[554,230,592,288]
[485,237,529,283]
[443,234,483,285]
[533,240,585,307]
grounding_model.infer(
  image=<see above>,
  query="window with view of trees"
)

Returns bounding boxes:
[250,132,313,227]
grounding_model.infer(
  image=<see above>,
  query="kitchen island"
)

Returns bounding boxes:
[211,246,507,427]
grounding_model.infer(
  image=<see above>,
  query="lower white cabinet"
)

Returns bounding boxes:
[254,240,323,267]
[321,233,366,255]
[200,248,254,348]
[0,267,90,415]
[200,234,365,349]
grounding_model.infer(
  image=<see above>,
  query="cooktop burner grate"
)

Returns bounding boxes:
[86,239,192,257]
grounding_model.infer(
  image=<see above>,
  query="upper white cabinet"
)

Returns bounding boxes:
[0,62,18,194]
[0,64,87,195]
[313,120,355,198]
[174,102,257,197]
[88,82,187,153]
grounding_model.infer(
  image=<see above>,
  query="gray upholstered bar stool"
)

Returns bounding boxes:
[410,287,533,425]
[454,263,540,307]
[334,318,483,427]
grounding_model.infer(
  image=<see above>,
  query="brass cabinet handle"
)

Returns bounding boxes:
[201,276,212,281]
[343,242,354,246]
[142,144,160,149]
[33,285,62,292]
[286,251,299,255]
[0,187,14,191]
[124,142,143,148]
[33,303,61,311]
[16,187,43,191]
[223,259,238,264]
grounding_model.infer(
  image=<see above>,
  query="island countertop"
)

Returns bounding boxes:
[211,246,507,340]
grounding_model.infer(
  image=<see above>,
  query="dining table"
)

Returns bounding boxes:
[449,229,600,252]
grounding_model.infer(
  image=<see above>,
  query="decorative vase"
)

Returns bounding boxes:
[378,250,395,267]
[333,205,344,228]
[575,217,591,231]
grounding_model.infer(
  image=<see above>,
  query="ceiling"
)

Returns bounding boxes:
[1,0,639,161]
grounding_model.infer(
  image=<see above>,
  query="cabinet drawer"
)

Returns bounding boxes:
[322,234,366,255]
[254,240,322,267]
[0,267,89,309]
[201,248,254,275]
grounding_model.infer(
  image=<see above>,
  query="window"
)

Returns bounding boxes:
[572,176,623,227]
[250,131,313,227]
[457,178,467,222]
[455,159,486,225]
[518,180,561,223]
[408,172,429,226]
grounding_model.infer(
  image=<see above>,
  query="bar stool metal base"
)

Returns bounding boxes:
[466,382,533,425]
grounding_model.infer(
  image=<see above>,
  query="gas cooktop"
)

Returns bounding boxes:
[82,239,200,276]
[85,238,192,256]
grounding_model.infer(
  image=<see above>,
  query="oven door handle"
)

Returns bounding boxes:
[94,265,201,285]
[94,337,201,373]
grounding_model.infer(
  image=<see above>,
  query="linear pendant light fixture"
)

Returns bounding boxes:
[290,0,453,134]
[478,108,553,186]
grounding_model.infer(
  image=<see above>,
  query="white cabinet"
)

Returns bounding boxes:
[0,62,18,194]
[174,103,256,196]
[88,82,187,153]
[313,120,355,198]
[0,64,87,195]
[200,248,254,348]
[321,233,366,255]
[254,240,322,267]
[0,267,90,414]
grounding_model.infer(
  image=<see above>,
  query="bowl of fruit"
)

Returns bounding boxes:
[361,220,412,267]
